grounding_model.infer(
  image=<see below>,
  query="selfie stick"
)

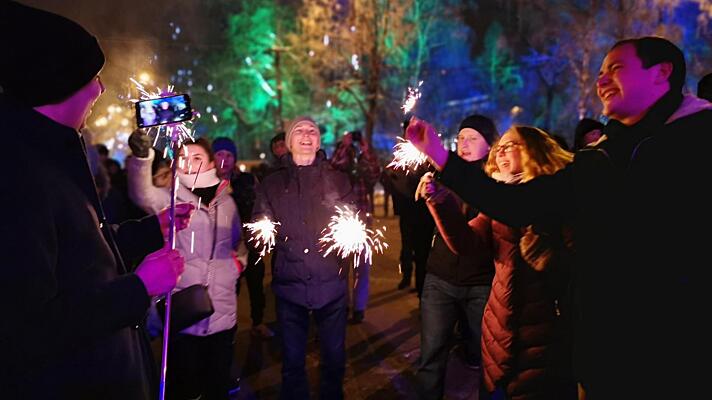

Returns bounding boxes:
[159,127,179,400]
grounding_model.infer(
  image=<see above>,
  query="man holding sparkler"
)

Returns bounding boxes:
[251,116,354,400]
[0,2,189,399]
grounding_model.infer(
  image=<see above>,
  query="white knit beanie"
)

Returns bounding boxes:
[285,116,320,151]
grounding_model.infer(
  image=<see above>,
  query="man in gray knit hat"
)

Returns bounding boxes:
[251,116,355,399]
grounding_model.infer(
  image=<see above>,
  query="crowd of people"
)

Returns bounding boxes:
[2,1,711,400]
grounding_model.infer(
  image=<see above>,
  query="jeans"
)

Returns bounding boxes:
[416,273,491,400]
[276,295,347,400]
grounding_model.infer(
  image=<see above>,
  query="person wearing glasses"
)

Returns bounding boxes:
[419,126,577,400]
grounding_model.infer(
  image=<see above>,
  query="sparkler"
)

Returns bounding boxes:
[389,81,428,172]
[401,80,423,115]
[387,137,429,172]
[319,206,388,267]
[244,217,281,261]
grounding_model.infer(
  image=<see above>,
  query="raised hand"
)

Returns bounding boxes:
[157,202,196,240]
[405,117,449,170]
[415,172,436,200]
[128,128,152,158]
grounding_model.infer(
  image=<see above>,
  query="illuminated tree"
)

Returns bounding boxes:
[287,0,416,142]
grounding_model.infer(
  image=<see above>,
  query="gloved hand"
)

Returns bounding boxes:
[128,128,152,158]
[415,171,447,203]
[405,117,449,170]
[157,202,196,241]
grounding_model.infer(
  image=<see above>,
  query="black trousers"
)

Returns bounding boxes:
[237,250,267,325]
[399,209,435,296]
[166,325,237,400]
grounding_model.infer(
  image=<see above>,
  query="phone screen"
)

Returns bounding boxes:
[135,94,193,128]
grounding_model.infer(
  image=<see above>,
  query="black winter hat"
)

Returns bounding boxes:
[0,1,105,107]
[212,137,238,157]
[457,114,499,146]
[574,118,604,138]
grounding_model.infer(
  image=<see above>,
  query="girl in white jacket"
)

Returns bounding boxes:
[127,134,242,400]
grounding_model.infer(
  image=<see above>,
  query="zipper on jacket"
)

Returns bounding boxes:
[210,204,218,261]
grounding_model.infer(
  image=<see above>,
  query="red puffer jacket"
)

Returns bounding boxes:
[481,218,574,399]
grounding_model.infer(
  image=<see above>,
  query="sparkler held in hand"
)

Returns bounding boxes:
[387,137,429,172]
[319,206,388,267]
[244,217,281,261]
[389,81,429,172]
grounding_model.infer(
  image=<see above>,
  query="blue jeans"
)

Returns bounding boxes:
[276,295,347,400]
[416,273,491,400]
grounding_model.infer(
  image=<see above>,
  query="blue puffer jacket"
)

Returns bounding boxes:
[252,153,354,309]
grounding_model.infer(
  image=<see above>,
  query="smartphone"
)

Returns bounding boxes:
[135,94,193,128]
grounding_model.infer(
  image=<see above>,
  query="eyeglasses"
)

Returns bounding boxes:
[494,141,521,154]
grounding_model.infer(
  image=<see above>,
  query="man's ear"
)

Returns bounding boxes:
[654,62,673,85]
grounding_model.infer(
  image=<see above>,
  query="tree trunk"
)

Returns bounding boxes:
[365,49,381,143]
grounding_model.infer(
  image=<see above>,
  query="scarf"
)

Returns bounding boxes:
[178,168,221,189]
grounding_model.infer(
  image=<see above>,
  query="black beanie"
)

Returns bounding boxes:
[0,1,106,107]
[458,114,499,146]
[574,118,604,138]
[212,137,238,157]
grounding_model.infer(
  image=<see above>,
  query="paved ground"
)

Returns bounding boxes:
[226,192,483,400]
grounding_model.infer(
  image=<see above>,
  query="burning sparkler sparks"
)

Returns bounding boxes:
[387,137,428,172]
[244,217,281,261]
[319,206,388,267]
[130,77,195,151]
[401,81,423,115]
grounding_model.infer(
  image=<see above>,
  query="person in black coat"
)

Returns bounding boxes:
[406,37,712,400]
[384,119,436,295]
[251,116,354,400]
[414,115,498,400]
[698,72,712,101]
[212,136,275,339]
[0,2,189,398]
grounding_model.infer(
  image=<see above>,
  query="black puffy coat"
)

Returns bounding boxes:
[252,153,354,309]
